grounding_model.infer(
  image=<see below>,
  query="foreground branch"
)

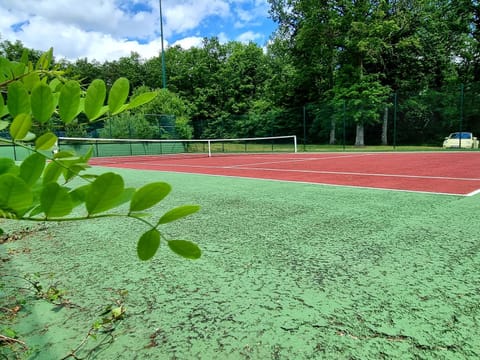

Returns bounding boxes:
[0,334,28,349]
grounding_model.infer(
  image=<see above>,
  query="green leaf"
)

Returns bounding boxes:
[7,81,30,117]
[81,146,94,163]
[11,62,27,78]
[0,158,16,175]
[20,131,36,142]
[108,77,129,114]
[168,240,201,259]
[0,107,8,118]
[129,182,171,212]
[22,71,41,92]
[85,79,107,120]
[41,182,73,218]
[0,91,4,115]
[2,327,17,339]
[31,83,55,123]
[36,47,53,70]
[86,172,125,215]
[111,103,128,116]
[137,228,160,261]
[79,174,98,181]
[0,209,17,219]
[89,105,109,121]
[35,132,58,150]
[126,91,158,110]
[157,205,200,225]
[49,78,62,92]
[58,80,81,123]
[28,205,43,217]
[115,187,135,208]
[0,120,9,130]
[20,49,29,65]
[63,163,90,183]
[0,174,33,215]
[0,57,14,82]
[53,150,76,159]
[10,113,32,140]
[70,184,90,208]
[43,161,63,184]
[19,153,46,186]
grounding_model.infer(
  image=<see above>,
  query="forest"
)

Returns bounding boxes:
[2,0,480,146]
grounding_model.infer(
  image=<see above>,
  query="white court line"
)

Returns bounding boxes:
[123,161,480,182]
[466,189,480,196]
[141,170,465,196]
[231,166,480,182]
[224,153,374,168]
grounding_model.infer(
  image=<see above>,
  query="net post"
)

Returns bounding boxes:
[293,136,298,153]
[208,140,212,157]
[95,139,99,157]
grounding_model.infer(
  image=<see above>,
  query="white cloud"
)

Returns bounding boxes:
[231,0,270,28]
[171,36,204,49]
[164,0,230,35]
[217,32,230,44]
[0,0,274,61]
[236,31,263,43]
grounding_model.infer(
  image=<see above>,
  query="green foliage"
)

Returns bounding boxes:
[0,49,201,261]
[99,113,158,138]
[174,116,194,139]
[333,74,391,125]
[131,87,194,139]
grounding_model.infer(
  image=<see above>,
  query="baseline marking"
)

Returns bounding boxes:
[230,166,480,182]
[133,161,480,182]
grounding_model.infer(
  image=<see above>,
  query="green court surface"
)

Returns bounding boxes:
[1,168,479,359]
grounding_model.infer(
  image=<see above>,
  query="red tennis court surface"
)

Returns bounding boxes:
[89,152,480,196]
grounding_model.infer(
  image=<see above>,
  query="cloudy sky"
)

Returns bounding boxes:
[0,0,277,62]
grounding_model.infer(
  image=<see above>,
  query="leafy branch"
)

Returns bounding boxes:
[0,48,202,261]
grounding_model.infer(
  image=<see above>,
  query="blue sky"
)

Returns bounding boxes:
[0,0,277,62]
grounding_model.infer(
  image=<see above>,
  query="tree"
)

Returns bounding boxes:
[220,42,268,115]
[68,58,103,84]
[0,39,42,63]
[99,113,158,138]
[267,0,476,145]
[132,87,194,139]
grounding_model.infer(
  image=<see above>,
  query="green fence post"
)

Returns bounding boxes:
[303,105,307,151]
[459,83,464,148]
[343,100,346,151]
[393,92,397,150]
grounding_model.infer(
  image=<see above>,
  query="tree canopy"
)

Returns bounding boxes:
[2,1,479,146]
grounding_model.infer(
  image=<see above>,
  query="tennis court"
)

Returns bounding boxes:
[90,151,480,196]
[2,149,480,359]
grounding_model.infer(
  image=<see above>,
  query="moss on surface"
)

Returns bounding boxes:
[1,168,479,359]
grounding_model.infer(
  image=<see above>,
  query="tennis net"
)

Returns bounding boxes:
[57,135,298,159]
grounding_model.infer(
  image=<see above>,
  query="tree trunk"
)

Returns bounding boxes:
[355,123,365,146]
[381,106,388,145]
[329,117,336,144]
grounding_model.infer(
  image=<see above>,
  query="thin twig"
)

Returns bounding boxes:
[0,334,28,349]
